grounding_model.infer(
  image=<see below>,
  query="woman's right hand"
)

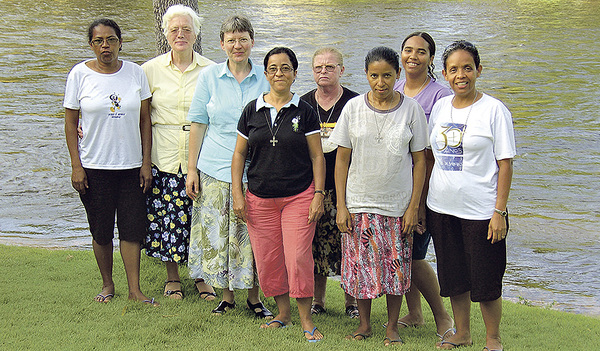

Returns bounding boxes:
[71,166,88,194]
[186,170,200,200]
[336,205,352,233]
[232,192,247,223]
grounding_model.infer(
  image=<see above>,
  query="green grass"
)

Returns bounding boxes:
[0,244,598,350]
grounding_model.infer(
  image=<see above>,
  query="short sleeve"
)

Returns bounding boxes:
[236,99,255,140]
[328,102,352,149]
[492,101,516,160]
[187,68,211,124]
[63,65,81,110]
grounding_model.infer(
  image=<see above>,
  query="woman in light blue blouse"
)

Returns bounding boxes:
[186,15,272,318]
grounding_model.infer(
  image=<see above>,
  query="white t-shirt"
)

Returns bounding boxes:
[329,93,429,217]
[427,93,516,220]
[64,60,151,169]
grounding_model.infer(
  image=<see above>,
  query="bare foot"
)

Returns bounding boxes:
[397,313,425,328]
[304,326,323,342]
[94,284,114,303]
[260,315,291,329]
[345,326,372,340]
[129,291,159,306]
[435,333,472,349]
[164,280,183,300]
[484,336,503,351]
[194,279,216,301]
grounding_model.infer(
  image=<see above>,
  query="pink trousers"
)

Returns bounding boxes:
[245,185,316,298]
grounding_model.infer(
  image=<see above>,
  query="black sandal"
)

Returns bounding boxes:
[311,304,326,315]
[164,280,184,299]
[212,300,236,314]
[247,299,274,319]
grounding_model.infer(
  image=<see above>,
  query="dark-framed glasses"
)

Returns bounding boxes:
[313,64,339,73]
[90,37,120,47]
[266,65,293,75]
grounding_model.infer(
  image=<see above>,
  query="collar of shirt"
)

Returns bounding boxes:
[162,50,213,72]
[217,58,261,81]
[256,93,300,123]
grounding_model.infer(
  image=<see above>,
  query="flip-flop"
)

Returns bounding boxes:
[304,327,322,342]
[142,298,159,306]
[483,347,503,351]
[261,319,289,329]
[383,336,403,346]
[437,340,473,349]
[345,332,371,340]
[436,327,456,341]
[94,293,114,303]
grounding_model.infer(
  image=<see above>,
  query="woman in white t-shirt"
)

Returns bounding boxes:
[427,40,516,351]
[64,19,156,306]
[330,46,428,346]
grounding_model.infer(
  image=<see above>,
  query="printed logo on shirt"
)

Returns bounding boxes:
[108,93,125,118]
[291,116,300,132]
[435,123,465,171]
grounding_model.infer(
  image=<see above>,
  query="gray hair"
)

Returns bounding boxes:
[219,15,254,41]
[162,4,201,37]
[312,47,344,67]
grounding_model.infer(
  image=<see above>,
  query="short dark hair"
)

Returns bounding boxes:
[401,31,437,78]
[365,46,400,72]
[87,18,122,43]
[263,47,298,71]
[442,40,481,70]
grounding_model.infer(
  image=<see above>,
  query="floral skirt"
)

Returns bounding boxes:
[187,172,257,290]
[313,189,342,276]
[341,213,413,299]
[143,166,191,263]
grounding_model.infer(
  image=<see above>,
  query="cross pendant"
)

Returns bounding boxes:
[375,134,383,143]
[270,136,278,146]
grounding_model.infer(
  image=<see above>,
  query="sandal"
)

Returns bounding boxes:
[194,280,216,301]
[345,305,359,319]
[304,326,322,342]
[164,280,183,299]
[383,336,404,346]
[247,299,273,319]
[310,304,326,315]
[212,300,235,315]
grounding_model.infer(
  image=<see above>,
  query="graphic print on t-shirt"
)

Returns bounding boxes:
[435,122,465,171]
[108,93,125,118]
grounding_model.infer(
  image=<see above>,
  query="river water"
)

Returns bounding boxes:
[0,0,598,316]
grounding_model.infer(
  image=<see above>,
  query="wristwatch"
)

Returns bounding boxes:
[314,190,325,196]
[494,208,508,217]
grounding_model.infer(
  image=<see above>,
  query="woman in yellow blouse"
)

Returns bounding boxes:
[141,4,214,299]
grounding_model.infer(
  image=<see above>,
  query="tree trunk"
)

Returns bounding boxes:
[152,0,202,55]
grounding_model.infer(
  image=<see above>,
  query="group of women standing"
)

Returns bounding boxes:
[64,5,514,350]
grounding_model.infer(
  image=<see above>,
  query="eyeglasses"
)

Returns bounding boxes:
[169,26,193,35]
[313,64,340,73]
[224,37,250,45]
[266,65,293,75]
[90,37,120,47]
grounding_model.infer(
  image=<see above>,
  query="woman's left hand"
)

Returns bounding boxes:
[402,206,419,235]
[139,164,152,193]
[308,194,324,223]
[488,212,507,244]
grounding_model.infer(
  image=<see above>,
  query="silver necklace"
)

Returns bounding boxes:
[316,87,343,138]
[263,109,283,146]
[404,76,429,97]
[371,91,397,143]
[448,91,479,146]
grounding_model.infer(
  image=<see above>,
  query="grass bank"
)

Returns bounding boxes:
[0,244,598,350]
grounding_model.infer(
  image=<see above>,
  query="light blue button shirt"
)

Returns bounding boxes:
[187,59,269,183]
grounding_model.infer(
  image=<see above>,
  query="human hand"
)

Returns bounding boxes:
[488,212,507,244]
[336,205,352,233]
[185,170,200,200]
[402,206,419,235]
[139,164,152,193]
[71,166,88,194]
[308,194,324,223]
[232,192,247,223]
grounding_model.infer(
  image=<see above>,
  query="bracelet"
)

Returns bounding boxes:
[494,208,508,217]
[314,190,325,196]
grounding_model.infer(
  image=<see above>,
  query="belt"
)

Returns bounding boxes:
[153,124,191,131]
